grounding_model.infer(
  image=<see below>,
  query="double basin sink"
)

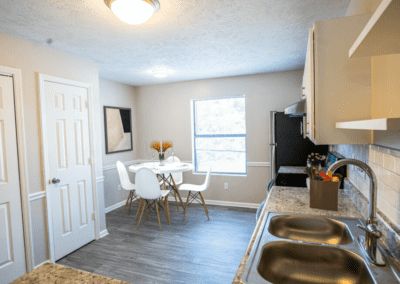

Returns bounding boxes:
[242,212,400,284]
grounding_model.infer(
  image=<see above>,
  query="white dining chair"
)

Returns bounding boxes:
[167,155,183,184]
[179,164,213,221]
[135,167,171,231]
[159,156,183,211]
[116,161,139,217]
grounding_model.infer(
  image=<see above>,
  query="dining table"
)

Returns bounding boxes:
[128,161,193,211]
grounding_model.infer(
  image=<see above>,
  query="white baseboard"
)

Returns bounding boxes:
[34,260,50,269]
[105,200,127,213]
[178,197,260,209]
[99,229,109,238]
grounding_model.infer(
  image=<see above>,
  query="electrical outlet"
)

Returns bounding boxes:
[352,155,366,179]
[351,155,356,172]
[357,165,366,179]
[224,183,228,190]
[118,184,121,191]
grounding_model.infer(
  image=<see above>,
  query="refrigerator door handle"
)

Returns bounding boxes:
[270,111,277,184]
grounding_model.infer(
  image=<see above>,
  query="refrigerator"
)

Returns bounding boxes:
[269,111,328,187]
[257,111,329,220]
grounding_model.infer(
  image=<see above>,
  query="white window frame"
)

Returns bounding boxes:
[190,95,247,176]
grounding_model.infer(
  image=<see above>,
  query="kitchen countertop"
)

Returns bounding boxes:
[277,166,307,174]
[232,185,363,284]
[11,262,131,284]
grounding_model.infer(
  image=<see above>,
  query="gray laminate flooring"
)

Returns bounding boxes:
[56,201,257,284]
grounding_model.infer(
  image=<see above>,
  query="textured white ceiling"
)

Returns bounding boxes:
[0,0,350,86]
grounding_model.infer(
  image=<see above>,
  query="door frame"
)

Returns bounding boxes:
[0,66,32,271]
[38,74,100,263]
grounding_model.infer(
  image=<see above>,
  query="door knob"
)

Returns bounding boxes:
[51,178,60,184]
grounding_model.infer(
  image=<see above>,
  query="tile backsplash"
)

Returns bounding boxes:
[331,144,400,229]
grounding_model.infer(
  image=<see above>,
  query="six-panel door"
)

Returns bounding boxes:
[0,75,26,284]
[44,81,95,261]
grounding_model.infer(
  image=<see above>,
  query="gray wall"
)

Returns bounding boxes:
[134,70,303,204]
[99,79,139,209]
[0,32,106,267]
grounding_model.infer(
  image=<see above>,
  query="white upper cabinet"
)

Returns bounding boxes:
[302,14,372,145]
[303,28,315,141]
[349,0,400,58]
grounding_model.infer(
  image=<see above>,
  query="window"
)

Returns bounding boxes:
[191,96,246,175]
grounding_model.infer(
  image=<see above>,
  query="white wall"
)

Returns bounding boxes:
[134,70,303,204]
[99,79,139,209]
[0,32,105,267]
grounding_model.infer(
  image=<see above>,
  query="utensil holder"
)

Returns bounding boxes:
[310,180,339,211]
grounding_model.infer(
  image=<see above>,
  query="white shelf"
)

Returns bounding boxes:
[349,0,400,58]
[336,118,400,130]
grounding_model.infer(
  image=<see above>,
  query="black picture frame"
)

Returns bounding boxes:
[104,106,133,154]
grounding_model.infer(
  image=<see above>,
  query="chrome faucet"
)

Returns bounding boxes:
[328,158,386,266]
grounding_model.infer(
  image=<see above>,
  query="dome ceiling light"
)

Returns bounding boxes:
[152,69,170,78]
[104,0,160,25]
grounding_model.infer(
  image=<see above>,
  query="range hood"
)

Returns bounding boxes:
[284,99,306,117]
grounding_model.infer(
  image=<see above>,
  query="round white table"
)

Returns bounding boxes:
[128,161,193,211]
[128,161,193,175]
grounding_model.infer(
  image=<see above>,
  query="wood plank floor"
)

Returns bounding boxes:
[57,202,257,284]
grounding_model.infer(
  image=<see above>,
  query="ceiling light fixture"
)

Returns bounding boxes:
[104,0,160,25]
[152,69,170,78]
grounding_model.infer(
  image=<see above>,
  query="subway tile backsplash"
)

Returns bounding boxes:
[331,144,400,229]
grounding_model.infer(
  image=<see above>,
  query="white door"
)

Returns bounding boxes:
[0,75,26,283]
[44,81,95,261]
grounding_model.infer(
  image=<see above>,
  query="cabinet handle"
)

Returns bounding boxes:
[300,121,303,135]
[303,116,308,139]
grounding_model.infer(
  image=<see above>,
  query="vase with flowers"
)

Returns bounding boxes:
[150,140,173,166]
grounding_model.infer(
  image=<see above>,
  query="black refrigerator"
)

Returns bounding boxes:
[269,111,328,187]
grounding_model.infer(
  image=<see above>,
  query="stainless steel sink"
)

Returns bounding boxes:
[268,215,352,245]
[242,212,400,284]
[257,241,373,284]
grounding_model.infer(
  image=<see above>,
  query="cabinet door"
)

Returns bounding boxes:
[305,28,315,141]
[313,15,371,145]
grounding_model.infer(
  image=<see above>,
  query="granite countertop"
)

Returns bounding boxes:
[278,166,307,174]
[232,185,363,284]
[11,262,131,284]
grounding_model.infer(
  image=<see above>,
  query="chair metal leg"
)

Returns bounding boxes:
[171,175,185,210]
[173,189,180,211]
[135,199,143,221]
[121,191,132,217]
[137,199,146,229]
[146,201,151,220]
[165,195,171,225]
[183,191,191,221]
[159,198,170,225]
[155,201,162,231]
[199,192,210,221]
[128,191,134,211]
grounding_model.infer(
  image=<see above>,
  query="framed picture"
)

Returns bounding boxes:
[104,106,133,154]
